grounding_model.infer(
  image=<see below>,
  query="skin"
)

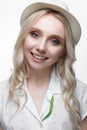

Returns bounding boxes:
[23,14,65,73]
[0,127,2,130]
[81,117,87,130]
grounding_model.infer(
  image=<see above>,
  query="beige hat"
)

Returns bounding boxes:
[20,0,81,45]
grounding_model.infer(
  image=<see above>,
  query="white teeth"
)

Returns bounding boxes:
[32,53,46,60]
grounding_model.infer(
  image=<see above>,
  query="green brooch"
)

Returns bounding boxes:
[41,95,54,121]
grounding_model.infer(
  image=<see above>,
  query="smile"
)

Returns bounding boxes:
[31,52,48,60]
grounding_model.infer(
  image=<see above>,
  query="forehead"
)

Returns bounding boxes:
[32,14,65,39]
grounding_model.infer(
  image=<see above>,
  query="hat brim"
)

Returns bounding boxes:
[20,2,81,45]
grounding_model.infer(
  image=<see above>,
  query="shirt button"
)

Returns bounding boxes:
[40,123,43,128]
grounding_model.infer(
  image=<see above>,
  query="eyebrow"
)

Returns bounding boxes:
[30,27,65,42]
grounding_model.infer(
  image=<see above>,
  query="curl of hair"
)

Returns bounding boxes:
[55,13,81,130]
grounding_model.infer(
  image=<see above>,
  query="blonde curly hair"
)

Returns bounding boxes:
[9,9,81,130]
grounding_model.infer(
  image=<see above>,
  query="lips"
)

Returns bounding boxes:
[31,52,48,60]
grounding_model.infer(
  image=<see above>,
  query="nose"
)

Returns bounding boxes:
[36,39,47,53]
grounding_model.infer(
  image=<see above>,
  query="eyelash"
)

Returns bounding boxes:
[30,31,39,38]
[50,39,61,45]
[30,31,62,45]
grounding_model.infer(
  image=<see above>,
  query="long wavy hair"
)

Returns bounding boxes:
[8,9,81,130]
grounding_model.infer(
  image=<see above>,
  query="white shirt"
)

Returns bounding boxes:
[0,70,87,130]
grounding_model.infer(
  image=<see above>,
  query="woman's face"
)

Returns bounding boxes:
[23,14,65,71]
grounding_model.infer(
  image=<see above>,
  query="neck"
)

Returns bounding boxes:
[28,68,52,88]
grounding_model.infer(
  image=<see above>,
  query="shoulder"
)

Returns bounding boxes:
[75,79,87,103]
[0,79,9,88]
[76,79,87,88]
[0,79,10,109]
[0,79,10,123]
[75,79,87,120]
[75,79,87,94]
[75,79,87,99]
[0,79,10,96]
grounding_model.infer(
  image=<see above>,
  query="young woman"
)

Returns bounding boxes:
[0,0,87,130]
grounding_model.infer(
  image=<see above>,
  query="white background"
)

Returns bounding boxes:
[0,0,87,84]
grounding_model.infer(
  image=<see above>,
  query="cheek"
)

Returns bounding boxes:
[23,37,33,52]
[23,36,32,49]
[51,47,64,59]
[22,38,31,56]
[24,34,37,49]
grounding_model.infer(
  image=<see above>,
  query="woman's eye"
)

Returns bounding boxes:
[30,31,39,38]
[51,39,61,45]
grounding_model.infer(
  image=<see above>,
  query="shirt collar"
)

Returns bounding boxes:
[15,69,62,99]
[46,69,62,101]
[14,69,62,123]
